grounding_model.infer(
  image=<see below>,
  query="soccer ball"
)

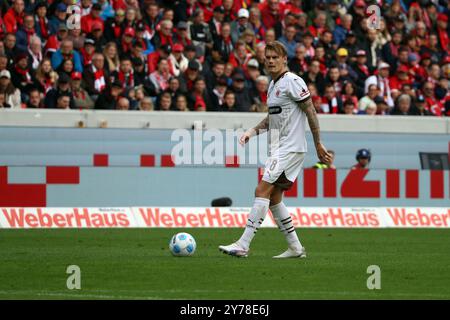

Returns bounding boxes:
[169,232,196,257]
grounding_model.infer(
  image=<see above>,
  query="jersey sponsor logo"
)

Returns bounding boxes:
[268,106,282,114]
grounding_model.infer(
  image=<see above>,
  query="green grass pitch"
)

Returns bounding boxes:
[0,228,449,299]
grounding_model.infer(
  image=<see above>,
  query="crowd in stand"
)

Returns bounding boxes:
[0,0,448,116]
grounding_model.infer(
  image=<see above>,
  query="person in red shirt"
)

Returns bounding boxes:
[195,0,214,23]
[4,0,25,33]
[259,0,284,30]
[389,65,412,92]
[352,149,371,169]
[81,3,104,35]
[436,13,449,52]
[422,81,443,116]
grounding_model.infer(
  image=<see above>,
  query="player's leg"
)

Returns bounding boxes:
[219,180,275,257]
[269,184,306,258]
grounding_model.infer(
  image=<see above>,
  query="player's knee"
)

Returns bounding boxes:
[255,183,272,198]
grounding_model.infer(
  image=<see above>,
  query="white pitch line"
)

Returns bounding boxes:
[0,289,448,299]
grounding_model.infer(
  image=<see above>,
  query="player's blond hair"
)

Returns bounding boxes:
[265,41,288,57]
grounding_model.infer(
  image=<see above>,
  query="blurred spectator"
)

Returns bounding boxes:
[411,94,434,116]
[81,3,104,35]
[116,96,130,110]
[158,91,173,111]
[16,14,36,52]
[4,0,25,33]
[83,52,110,98]
[27,36,43,70]
[149,58,171,94]
[72,72,94,109]
[374,96,390,116]
[188,76,211,111]
[390,94,414,116]
[174,94,189,112]
[103,42,120,74]
[0,70,21,109]
[138,96,154,111]
[104,8,126,42]
[231,8,250,44]
[169,43,189,77]
[365,62,394,108]
[95,80,123,110]
[221,90,237,112]
[51,39,83,73]
[209,75,228,111]
[11,52,35,100]
[35,58,58,94]
[56,94,71,110]
[352,149,371,169]
[44,73,75,109]
[49,3,67,35]
[26,88,43,109]
[0,92,12,108]
[231,71,252,112]
[288,44,308,76]
[359,84,380,113]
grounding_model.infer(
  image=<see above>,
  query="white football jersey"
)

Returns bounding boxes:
[266,71,310,155]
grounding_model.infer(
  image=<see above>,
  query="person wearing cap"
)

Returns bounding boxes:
[178,59,201,93]
[118,27,136,56]
[352,50,370,90]
[364,61,394,107]
[231,8,250,44]
[80,38,96,67]
[11,52,35,98]
[0,70,21,109]
[389,64,411,92]
[230,70,253,112]
[168,43,188,77]
[3,0,25,34]
[94,78,123,110]
[208,5,225,42]
[208,75,229,111]
[410,94,434,116]
[51,39,83,73]
[71,71,94,109]
[48,3,68,35]
[246,58,261,91]
[81,3,105,34]
[152,20,174,50]
[44,72,75,109]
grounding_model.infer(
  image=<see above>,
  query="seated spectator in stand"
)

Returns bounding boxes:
[82,52,110,99]
[158,92,173,111]
[373,96,390,115]
[410,94,434,116]
[116,96,130,110]
[11,52,35,100]
[288,44,308,77]
[138,97,154,111]
[220,90,237,112]
[27,35,43,71]
[321,84,343,114]
[51,39,83,73]
[358,84,379,113]
[95,80,123,110]
[422,81,442,116]
[363,102,378,116]
[252,75,269,106]
[209,76,228,111]
[26,87,43,108]
[0,92,12,108]
[44,73,75,109]
[56,93,71,109]
[149,58,171,94]
[71,72,94,109]
[16,14,37,52]
[231,71,253,112]
[342,99,356,115]
[174,94,189,112]
[188,76,211,111]
[390,94,414,116]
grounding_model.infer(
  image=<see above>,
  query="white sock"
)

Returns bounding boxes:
[237,197,270,250]
[270,202,303,251]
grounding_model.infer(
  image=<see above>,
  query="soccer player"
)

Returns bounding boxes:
[219,41,332,258]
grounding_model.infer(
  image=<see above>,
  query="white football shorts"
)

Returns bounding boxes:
[262,152,306,185]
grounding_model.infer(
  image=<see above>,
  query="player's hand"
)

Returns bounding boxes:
[316,142,333,165]
[239,129,255,146]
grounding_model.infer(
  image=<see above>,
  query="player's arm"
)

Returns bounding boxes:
[298,97,333,164]
[239,115,269,146]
